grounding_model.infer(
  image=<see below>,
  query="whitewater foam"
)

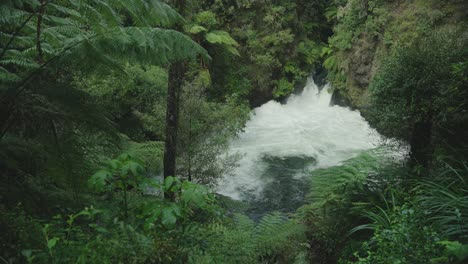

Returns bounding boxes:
[217,78,381,200]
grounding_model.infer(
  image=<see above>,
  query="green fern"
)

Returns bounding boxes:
[205,30,239,46]
[123,140,164,174]
[308,151,383,205]
[0,0,208,86]
[0,0,209,147]
[415,162,468,240]
[191,213,306,263]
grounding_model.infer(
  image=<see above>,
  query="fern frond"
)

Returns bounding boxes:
[0,65,19,82]
[233,213,254,232]
[205,30,239,47]
[0,58,39,69]
[309,151,386,199]
[48,3,82,19]
[253,212,306,258]
[56,27,208,69]
[111,0,182,27]
[2,0,40,9]
[416,165,468,239]
[0,6,32,25]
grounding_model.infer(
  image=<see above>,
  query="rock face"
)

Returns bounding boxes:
[348,35,378,88]
[342,34,380,109]
[330,89,355,109]
[249,86,274,108]
[330,0,466,110]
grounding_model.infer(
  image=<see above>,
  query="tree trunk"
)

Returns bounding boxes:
[164,61,186,200]
[163,0,186,200]
[409,120,433,168]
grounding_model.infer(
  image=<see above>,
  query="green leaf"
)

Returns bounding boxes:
[438,241,468,261]
[195,69,212,87]
[188,25,208,34]
[108,159,122,170]
[88,170,112,190]
[47,237,59,250]
[223,45,240,56]
[164,176,175,191]
[205,30,239,47]
[195,11,217,27]
[323,55,337,71]
[180,182,211,209]
[117,153,132,162]
[162,207,177,228]
[324,7,338,21]
[121,160,144,176]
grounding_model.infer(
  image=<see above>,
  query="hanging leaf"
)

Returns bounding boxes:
[162,206,179,228]
[121,160,144,176]
[195,69,212,86]
[323,55,338,72]
[164,176,175,191]
[205,30,239,47]
[324,6,338,21]
[88,170,112,190]
[108,159,122,170]
[188,25,208,34]
[223,45,240,56]
[47,237,59,251]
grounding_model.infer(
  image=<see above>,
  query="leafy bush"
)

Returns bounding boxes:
[298,150,403,262]
[273,78,295,98]
[349,204,443,264]
[415,162,468,242]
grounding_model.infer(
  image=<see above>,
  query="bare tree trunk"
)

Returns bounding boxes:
[164,62,186,199]
[163,0,187,200]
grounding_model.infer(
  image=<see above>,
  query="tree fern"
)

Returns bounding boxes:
[253,212,306,260]
[192,213,306,263]
[0,0,208,85]
[0,0,208,140]
[308,151,383,205]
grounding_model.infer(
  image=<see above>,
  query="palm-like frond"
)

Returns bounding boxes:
[196,213,306,263]
[253,212,305,258]
[0,0,208,144]
[41,27,208,76]
[308,151,383,206]
[415,163,468,240]
[0,0,207,84]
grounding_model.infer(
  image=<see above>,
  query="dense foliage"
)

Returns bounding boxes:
[298,1,468,263]
[186,0,333,104]
[0,0,309,263]
[367,30,467,166]
[324,0,467,107]
[1,0,467,263]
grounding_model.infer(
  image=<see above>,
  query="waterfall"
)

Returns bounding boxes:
[217,78,381,215]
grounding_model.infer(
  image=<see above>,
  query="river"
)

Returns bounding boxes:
[217,78,381,218]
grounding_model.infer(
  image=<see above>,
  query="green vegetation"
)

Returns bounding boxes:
[1,0,467,263]
[324,0,467,107]
[297,1,468,263]
[299,152,468,264]
[367,30,467,167]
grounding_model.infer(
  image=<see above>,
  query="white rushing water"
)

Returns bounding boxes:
[217,78,381,202]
